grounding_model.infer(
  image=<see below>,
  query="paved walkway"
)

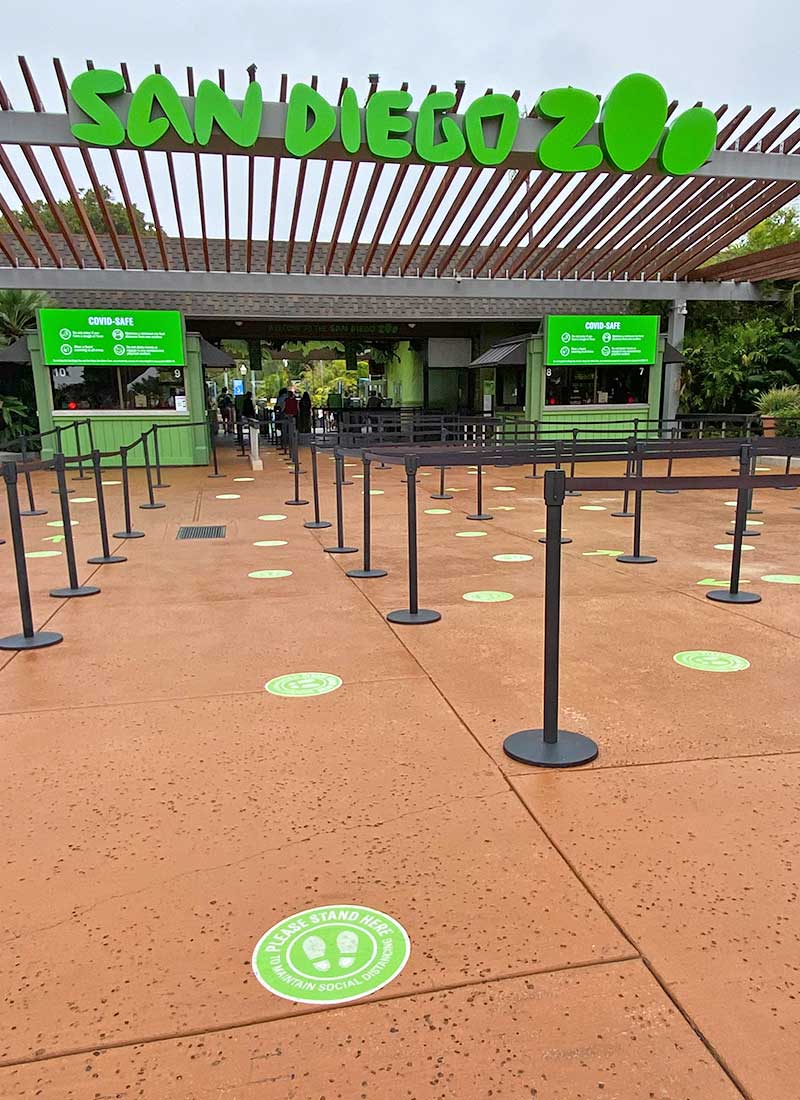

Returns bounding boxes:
[1,444,798,1098]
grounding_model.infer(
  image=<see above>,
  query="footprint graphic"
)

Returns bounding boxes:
[302,935,330,972]
[337,930,359,968]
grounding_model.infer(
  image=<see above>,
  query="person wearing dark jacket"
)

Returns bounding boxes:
[298,391,312,433]
[242,391,256,419]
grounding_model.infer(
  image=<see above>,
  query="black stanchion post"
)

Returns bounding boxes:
[746,447,763,516]
[207,416,224,479]
[387,456,440,625]
[285,425,309,506]
[87,450,127,565]
[526,419,542,479]
[323,452,358,555]
[71,420,90,481]
[139,432,166,510]
[113,447,145,540]
[152,423,169,489]
[538,441,572,545]
[565,428,581,496]
[656,425,680,494]
[0,462,63,650]
[611,437,635,518]
[712,445,762,605]
[775,450,797,490]
[467,464,493,521]
[51,426,73,495]
[617,447,657,564]
[50,453,100,598]
[304,444,332,529]
[431,464,452,500]
[504,468,598,768]
[19,435,47,516]
[347,456,388,579]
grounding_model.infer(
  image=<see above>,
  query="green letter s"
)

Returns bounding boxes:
[69,69,126,147]
[195,79,263,147]
[127,74,194,148]
[285,83,336,157]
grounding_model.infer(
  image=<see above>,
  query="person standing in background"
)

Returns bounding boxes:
[298,390,312,433]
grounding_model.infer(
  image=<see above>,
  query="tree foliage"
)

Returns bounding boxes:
[710,205,800,262]
[0,185,154,237]
[0,288,53,343]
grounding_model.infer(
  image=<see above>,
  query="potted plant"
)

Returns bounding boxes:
[755,385,800,437]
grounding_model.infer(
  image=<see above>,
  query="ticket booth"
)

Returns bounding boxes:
[26,309,218,465]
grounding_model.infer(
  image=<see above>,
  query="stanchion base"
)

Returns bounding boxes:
[304,520,332,529]
[747,509,763,515]
[706,589,762,605]
[775,486,797,491]
[87,554,127,565]
[20,509,48,517]
[139,502,166,510]
[525,473,544,480]
[467,513,493,521]
[538,536,572,545]
[430,493,453,501]
[565,490,582,497]
[0,630,63,651]
[387,608,441,625]
[616,554,658,564]
[155,483,171,490]
[52,488,74,495]
[50,585,101,598]
[346,567,388,579]
[285,499,309,506]
[113,530,145,539]
[323,545,358,555]
[503,728,598,768]
[726,528,760,537]
[611,511,635,518]
[342,480,354,486]
[656,489,679,495]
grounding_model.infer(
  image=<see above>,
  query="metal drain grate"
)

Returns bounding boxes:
[176,525,227,540]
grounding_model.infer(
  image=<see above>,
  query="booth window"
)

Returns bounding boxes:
[50,365,187,411]
[544,364,649,406]
[496,364,526,409]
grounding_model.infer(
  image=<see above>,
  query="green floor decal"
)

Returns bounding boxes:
[455,530,488,537]
[673,651,750,673]
[70,497,96,503]
[697,578,750,586]
[580,505,606,511]
[492,486,516,491]
[234,477,255,482]
[25,550,62,559]
[254,540,288,547]
[493,553,533,562]
[252,903,410,1005]
[494,505,516,511]
[249,569,293,579]
[46,520,78,528]
[715,543,755,551]
[216,493,241,500]
[761,574,800,584]
[258,514,287,521]
[463,590,514,602]
[424,508,451,515]
[583,549,623,556]
[265,672,342,697]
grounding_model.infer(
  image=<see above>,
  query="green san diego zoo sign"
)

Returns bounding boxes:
[68,70,718,176]
[39,308,185,367]
[545,315,659,366]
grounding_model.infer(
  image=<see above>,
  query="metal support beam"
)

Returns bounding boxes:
[663,299,688,422]
[0,266,767,302]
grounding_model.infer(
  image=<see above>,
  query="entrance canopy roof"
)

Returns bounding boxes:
[0,59,799,301]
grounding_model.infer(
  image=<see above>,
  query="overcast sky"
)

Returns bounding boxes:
[1,0,798,244]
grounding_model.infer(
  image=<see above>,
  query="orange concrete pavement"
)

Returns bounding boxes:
[0,442,798,1099]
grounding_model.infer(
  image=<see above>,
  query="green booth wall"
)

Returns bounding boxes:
[29,330,210,466]
[520,331,665,439]
[385,341,424,407]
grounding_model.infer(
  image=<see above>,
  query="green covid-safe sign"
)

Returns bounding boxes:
[39,308,185,367]
[67,70,717,177]
[545,315,659,367]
